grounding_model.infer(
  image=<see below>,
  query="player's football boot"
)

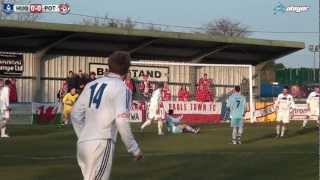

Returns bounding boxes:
[1,134,9,138]
[232,139,237,145]
[195,128,200,134]
[236,136,242,144]
[158,132,164,136]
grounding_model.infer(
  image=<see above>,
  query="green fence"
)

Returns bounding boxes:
[276,68,320,85]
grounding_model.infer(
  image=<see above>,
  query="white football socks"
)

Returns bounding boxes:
[280,126,286,137]
[276,125,281,135]
[1,127,6,137]
[302,120,308,128]
[157,120,163,135]
[141,119,152,130]
[232,128,237,141]
[185,125,195,133]
[237,127,243,140]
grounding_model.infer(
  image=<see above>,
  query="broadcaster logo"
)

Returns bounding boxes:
[273,2,310,15]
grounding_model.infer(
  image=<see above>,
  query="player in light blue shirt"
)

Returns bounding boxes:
[226,86,246,144]
[166,109,200,134]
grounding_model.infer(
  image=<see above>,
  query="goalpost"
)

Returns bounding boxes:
[131,61,255,123]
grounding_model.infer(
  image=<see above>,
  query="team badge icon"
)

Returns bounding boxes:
[58,3,70,15]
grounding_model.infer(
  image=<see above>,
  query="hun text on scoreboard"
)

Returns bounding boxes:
[2,1,70,15]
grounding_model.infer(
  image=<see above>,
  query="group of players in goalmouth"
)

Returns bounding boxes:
[69,51,319,180]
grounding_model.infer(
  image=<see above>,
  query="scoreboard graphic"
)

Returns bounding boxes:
[2,2,70,15]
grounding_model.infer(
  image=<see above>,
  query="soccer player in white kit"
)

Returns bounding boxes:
[71,51,143,180]
[140,83,164,135]
[0,79,10,138]
[275,86,295,138]
[302,86,320,128]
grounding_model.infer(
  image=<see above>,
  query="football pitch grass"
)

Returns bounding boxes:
[0,122,318,180]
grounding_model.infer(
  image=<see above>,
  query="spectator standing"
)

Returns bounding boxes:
[124,72,136,93]
[198,73,212,90]
[57,80,68,102]
[8,78,17,103]
[198,73,214,101]
[149,83,156,95]
[78,70,88,93]
[139,74,151,98]
[161,82,171,101]
[196,84,210,102]
[88,72,96,82]
[66,71,79,92]
[178,85,190,101]
[62,87,79,125]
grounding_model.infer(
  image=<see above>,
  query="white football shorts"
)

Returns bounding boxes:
[77,139,115,180]
[276,111,290,124]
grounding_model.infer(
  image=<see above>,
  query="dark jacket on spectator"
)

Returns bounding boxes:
[67,75,80,91]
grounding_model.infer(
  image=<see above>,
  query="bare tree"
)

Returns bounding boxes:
[121,17,136,29]
[205,18,250,37]
[146,24,162,31]
[260,61,286,83]
[82,14,109,27]
[80,14,137,30]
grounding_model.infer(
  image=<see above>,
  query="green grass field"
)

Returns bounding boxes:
[0,122,318,180]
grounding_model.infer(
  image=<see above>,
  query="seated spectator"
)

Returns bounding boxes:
[196,84,210,102]
[62,87,79,125]
[161,82,171,101]
[88,72,96,82]
[139,74,151,98]
[124,72,135,93]
[178,85,189,101]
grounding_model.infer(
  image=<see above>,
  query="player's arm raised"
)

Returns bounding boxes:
[115,85,143,160]
[71,86,88,138]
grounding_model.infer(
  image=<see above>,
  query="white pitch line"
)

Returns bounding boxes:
[0,151,316,160]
